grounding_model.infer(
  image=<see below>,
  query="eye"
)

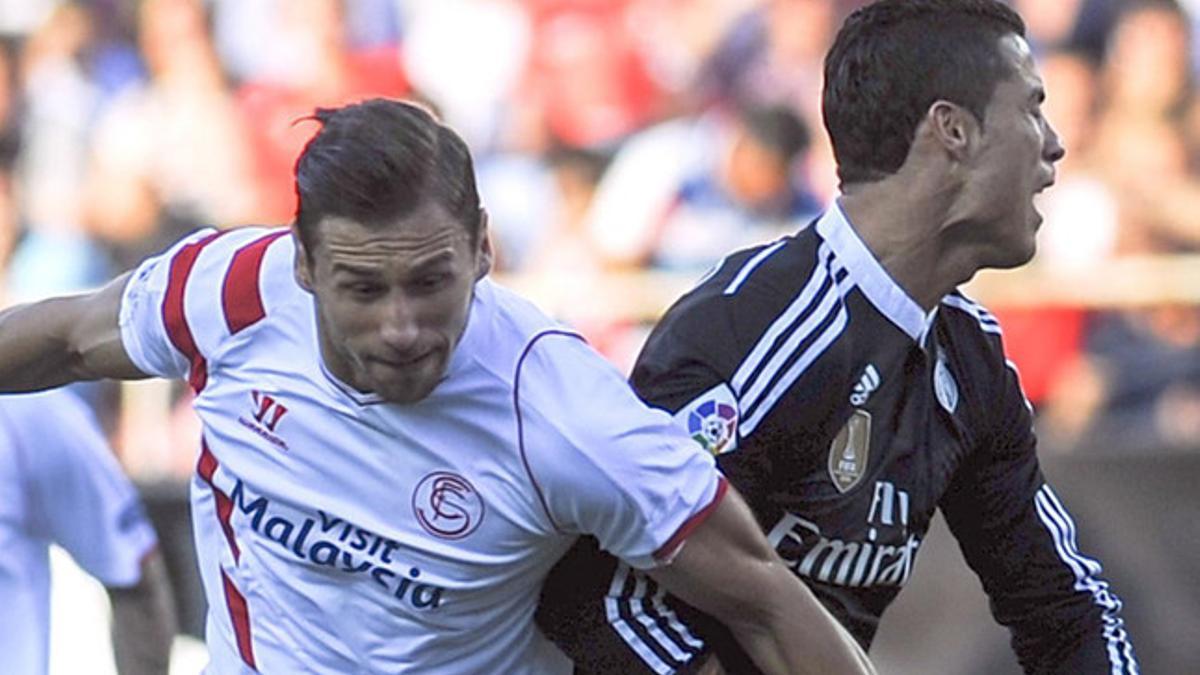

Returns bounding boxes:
[345,282,385,299]
[412,273,451,293]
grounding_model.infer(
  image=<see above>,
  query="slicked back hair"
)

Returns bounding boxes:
[823,0,1026,186]
[293,99,482,254]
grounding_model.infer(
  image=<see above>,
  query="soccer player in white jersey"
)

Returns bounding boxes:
[0,389,176,674]
[0,99,872,674]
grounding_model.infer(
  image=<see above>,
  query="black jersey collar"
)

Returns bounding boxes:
[815,202,931,343]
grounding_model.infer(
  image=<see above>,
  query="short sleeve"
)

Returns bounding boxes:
[119,228,218,379]
[9,391,158,587]
[516,332,723,570]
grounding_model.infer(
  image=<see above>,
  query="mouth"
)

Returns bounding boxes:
[374,351,435,369]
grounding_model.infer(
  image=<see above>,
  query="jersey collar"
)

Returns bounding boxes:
[815,201,930,342]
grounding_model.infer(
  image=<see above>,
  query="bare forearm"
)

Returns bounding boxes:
[109,552,176,675]
[0,298,89,391]
[723,564,873,675]
[0,274,145,391]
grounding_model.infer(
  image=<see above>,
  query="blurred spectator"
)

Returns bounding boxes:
[0,0,58,37]
[697,0,840,197]
[235,0,409,222]
[402,0,530,151]
[517,0,670,150]
[7,2,109,300]
[0,40,18,164]
[1034,0,1200,452]
[584,103,820,272]
[85,0,257,270]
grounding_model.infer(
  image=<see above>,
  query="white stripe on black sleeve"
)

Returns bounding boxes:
[1034,485,1138,675]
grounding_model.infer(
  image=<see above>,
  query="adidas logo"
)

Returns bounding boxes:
[850,364,881,406]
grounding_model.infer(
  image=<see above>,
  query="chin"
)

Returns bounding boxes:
[991,241,1037,270]
[372,364,446,404]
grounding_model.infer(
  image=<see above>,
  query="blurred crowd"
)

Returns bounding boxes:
[0,0,1198,474]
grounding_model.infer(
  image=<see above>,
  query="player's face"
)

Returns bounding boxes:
[296,203,491,404]
[960,34,1064,268]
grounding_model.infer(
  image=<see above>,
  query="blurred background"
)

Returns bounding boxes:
[0,0,1195,673]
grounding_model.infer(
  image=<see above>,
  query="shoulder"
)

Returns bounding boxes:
[119,226,298,388]
[937,290,1019,406]
[460,279,578,383]
[642,230,842,379]
[939,291,1007,361]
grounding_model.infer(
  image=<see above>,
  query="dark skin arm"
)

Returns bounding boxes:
[107,550,177,675]
[0,272,147,392]
[648,486,875,675]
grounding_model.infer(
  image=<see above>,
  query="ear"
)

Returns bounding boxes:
[292,228,315,292]
[475,209,494,281]
[926,100,978,162]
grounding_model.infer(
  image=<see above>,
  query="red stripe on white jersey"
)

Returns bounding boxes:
[653,476,729,563]
[221,568,258,670]
[223,230,289,334]
[197,441,241,563]
[162,231,224,393]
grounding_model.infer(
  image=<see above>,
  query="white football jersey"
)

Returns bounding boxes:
[0,389,158,675]
[118,227,723,674]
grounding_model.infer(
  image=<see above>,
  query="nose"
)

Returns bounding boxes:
[1043,117,1066,164]
[380,294,421,353]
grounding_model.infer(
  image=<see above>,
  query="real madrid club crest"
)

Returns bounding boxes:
[934,352,959,414]
[829,410,871,492]
[675,383,740,455]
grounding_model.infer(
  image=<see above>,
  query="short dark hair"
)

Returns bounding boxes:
[293,99,482,252]
[741,104,811,164]
[823,0,1026,186]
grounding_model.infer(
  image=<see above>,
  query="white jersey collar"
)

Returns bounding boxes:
[815,201,930,342]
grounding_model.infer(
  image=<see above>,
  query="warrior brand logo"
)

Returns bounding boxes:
[412,472,485,540]
[766,500,922,589]
[238,390,289,449]
[850,364,881,406]
[829,410,871,493]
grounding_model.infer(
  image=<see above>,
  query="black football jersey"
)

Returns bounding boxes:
[537,206,1138,675]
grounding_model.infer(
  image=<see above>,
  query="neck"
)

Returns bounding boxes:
[838,176,980,311]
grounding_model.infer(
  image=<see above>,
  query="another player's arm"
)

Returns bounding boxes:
[940,343,1138,672]
[648,484,875,675]
[107,550,176,675]
[0,272,147,391]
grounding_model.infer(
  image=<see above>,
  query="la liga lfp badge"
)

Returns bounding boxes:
[688,400,738,455]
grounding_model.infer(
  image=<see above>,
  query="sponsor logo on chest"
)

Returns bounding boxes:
[767,481,923,588]
[230,481,447,611]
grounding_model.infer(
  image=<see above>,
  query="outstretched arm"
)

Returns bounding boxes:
[648,485,875,675]
[0,272,147,391]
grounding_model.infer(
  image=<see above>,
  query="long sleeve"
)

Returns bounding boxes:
[940,356,1138,674]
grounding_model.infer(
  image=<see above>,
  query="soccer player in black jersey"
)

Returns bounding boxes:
[537,1,1139,673]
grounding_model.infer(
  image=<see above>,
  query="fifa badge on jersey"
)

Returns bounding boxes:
[829,410,872,493]
[674,384,739,455]
[934,353,959,414]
